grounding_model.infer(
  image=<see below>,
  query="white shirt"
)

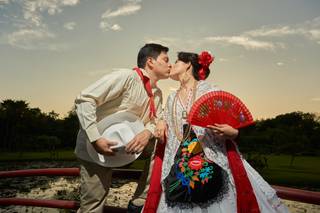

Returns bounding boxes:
[74,68,163,161]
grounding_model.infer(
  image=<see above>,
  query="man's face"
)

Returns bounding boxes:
[152,51,171,80]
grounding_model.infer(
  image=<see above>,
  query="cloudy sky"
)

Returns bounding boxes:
[0,0,319,119]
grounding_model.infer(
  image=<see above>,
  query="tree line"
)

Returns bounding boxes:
[0,99,319,157]
[0,99,78,152]
[239,111,320,156]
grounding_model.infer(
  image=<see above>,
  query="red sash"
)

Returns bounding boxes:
[226,140,260,213]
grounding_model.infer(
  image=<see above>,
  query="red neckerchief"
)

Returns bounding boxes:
[226,140,260,213]
[133,67,165,212]
[133,67,157,119]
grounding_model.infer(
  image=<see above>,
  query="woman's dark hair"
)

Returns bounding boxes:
[177,52,211,80]
[137,43,169,68]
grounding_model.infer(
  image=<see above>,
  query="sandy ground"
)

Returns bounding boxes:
[0,161,319,213]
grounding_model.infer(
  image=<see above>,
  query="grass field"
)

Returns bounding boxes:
[260,155,320,191]
[0,151,319,191]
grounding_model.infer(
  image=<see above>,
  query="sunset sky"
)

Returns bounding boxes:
[0,0,319,119]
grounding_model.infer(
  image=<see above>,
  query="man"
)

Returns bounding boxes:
[74,43,171,212]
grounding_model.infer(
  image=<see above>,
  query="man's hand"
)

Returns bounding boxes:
[125,129,152,154]
[207,124,239,139]
[155,120,168,143]
[92,138,118,156]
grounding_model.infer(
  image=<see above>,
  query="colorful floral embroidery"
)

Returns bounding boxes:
[169,135,215,194]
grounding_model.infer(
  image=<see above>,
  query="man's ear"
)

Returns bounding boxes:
[146,57,154,69]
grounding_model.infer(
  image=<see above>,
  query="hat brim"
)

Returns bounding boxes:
[86,111,145,167]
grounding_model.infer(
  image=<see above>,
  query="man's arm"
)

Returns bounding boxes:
[75,70,132,143]
[125,89,163,154]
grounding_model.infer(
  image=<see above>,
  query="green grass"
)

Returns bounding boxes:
[260,155,320,191]
[0,150,76,161]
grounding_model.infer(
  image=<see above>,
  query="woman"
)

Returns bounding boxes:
[153,51,289,213]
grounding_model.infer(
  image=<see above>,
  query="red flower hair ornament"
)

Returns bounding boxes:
[198,51,214,80]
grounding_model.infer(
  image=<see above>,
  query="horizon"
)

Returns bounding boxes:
[1,0,319,119]
[1,96,319,121]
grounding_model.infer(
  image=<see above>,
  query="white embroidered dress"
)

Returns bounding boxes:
[157,81,289,213]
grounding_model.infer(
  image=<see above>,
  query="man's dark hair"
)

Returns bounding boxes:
[137,43,169,68]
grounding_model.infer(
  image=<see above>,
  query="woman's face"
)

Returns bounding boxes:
[169,59,189,81]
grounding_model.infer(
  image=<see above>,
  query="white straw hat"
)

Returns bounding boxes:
[86,111,145,167]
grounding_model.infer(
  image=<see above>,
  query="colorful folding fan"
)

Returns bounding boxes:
[188,91,254,129]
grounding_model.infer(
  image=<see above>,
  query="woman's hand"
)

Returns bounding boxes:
[155,120,168,143]
[207,124,239,140]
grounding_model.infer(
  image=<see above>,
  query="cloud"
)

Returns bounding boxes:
[99,21,109,31]
[8,29,55,44]
[1,0,79,50]
[205,36,280,50]
[311,98,320,102]
[64,21,76,30]
[0,0,9,5]
[0,0,9,8]
[245,25,320,42]
[309,29,320,40]
[199,16,320,51]
[99,21,122,31]
[100,1,142,32]
[22,0,79,27]
[110,24,122,31]
[0,0,80,30]
[145,34,283,52]
[7,28,66,50]
[102,4,141,19]
[245,26,301,37]
[244,16,320,44]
